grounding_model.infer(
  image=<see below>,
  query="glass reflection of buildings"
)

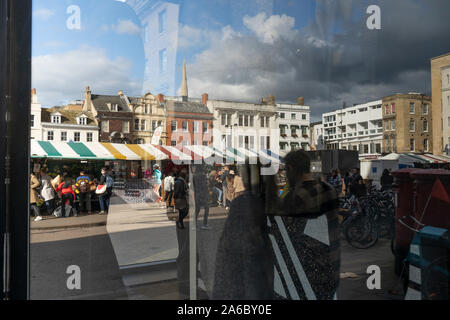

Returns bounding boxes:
[126,0,180,96]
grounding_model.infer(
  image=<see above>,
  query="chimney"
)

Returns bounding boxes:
[202,93,209,105]
[83,86,92,111]
[157,93,165,103]
[297,97,305,105]
[31,88,37,103]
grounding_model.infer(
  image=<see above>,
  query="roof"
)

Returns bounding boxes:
[91,94,131,112]
[41,107,96,126]
[166,100,212,115]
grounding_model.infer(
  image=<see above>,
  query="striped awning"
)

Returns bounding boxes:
[31,141,284,164]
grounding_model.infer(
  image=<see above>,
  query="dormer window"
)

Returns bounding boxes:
[51,114,61,124]
[111,104,118,112]
[77,115,88,125]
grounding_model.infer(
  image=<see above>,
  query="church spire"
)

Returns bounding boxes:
[181,60,188,102]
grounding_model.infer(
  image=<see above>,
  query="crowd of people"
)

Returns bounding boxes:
[29,166,115,221]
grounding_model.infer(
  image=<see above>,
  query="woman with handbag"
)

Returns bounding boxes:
[174,170,189,229]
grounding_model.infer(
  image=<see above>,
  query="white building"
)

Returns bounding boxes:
[310,121,325,151]
[31,89,99,143]
[207,96,279,154]
[322,100,383,156]
[277,99,310,156]
[441,65,450,155]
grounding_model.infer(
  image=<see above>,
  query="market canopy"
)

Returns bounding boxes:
[31,141,284,164]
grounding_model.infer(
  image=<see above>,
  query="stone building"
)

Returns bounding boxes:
[430,53,450,155]
[382,93,432,154]
[82,86,134,144]
[310,121,325,151]
[129,92,167,145]
[277,97,311,156]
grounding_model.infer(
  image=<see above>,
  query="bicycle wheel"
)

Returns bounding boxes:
[344,214,378,249]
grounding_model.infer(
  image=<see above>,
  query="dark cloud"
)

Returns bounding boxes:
[189,0,450,121]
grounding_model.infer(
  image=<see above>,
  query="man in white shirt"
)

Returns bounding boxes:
[163,172,175,211]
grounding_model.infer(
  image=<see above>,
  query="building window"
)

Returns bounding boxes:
[391,103,396,114]
[409,103,415,114]
[260,116,264,128]
[227,114,232,126]
[78,117,87,125]
[302,114,307,120]
[123,121,130,134]
[61,132,67,141]
[102,120,109,132]
[51,115,61,124]
[221,114,226,126]
[171,120,177,131]
[423,120,428,132]
[47,131,54,141]
[140,120,146,131]
[410,119,415,132]
[385,121,390,131]
[182,121,188,131]
[423,139,429,152]
[410,139,415,151]
[158,9,167,33]
[385,105,390,115]
[31,114,34,127]
[152,120,157,131]
[280,113,285,119]
[239,115,243,126]
[87,132,93,142]
[159,48,167,74]
[110,104,118,112]
[158,120,162,127]
[423,104,428,115]
[391,119,396,131]
[74,132,80,142]
[249,115,254,127]
[171,140,176,146]
[375,143,381,154]
[244,115,249,127]
[193,121,199,133]
[203,122,208,133]
[134,119,140,131]
[144,105,149,114]
[291,113,296,120]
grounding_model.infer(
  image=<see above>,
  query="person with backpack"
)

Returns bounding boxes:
[163,172,175,211]
[55,174,77,218]
[99,167,114,215]
[75,170,93,215]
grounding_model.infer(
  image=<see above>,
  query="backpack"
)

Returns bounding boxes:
[79,181,89,193]
[106,175,114,188]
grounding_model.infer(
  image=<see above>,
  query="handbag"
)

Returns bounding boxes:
[174,197,188,210]
[95,184,107,194]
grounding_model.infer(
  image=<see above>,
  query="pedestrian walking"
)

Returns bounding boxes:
[39,168,56,216]
[30,173,42,221]
[163,172,175,211]
[75,170,93,214]
[221,166,230,207]
[152,164,162,201]
[99,167,114,215]
[174,170,189,229]
[380,169,394,191]
[193,165,210,230]
[214,170,224,206]
[225,170,235,210]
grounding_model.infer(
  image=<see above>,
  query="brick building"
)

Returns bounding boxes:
[165,62,213,146]
[82,86,134,143]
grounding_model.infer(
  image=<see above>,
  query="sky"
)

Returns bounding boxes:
[32,0,450,121]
